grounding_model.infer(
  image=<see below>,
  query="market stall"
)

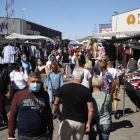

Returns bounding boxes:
[68,40,79,46]
[92,31,140,116]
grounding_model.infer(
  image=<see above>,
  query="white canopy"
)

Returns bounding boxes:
[93,31,140,39]
[5,33,55,43]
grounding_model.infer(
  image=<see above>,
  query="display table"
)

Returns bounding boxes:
[119,76,140,111]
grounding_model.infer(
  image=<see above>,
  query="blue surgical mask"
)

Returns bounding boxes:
[23,58,27,62]
[30,84,41,92]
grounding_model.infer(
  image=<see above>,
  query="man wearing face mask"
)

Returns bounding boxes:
[21,53,32,75]
[8,72,53,140]
[93,57,102,76]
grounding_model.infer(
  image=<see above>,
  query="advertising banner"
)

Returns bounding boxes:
[101,28,112,33]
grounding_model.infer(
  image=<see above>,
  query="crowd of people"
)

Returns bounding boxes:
[0,45,121,140]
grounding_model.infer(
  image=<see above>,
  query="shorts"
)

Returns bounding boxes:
[113,89,117,100]
[62,63,69,68]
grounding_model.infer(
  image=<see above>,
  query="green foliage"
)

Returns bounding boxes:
[62,39,71,44]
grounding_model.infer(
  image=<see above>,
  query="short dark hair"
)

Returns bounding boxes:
[79,60,85,66]
[38,56,44,63]
[15,60,22,70]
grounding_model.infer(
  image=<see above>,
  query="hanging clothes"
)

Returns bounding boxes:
[2,46,16,63]
[107,44,116,61]
[94,43,98,58]
[98,46,106,57]
[118,46,123,61]
[29,45,37,60]
[14,47,20,62]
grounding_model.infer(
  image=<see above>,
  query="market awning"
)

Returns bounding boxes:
[68,40,79,45]
[5,33,55,43]
[93,31,140,39]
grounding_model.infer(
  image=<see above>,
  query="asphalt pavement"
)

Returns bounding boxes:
[0,67,140,140]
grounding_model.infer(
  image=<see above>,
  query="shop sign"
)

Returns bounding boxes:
[127,14,136,25]
[127,14,140,25]
[101,28,111,33]
[0,21,5,32]
[27,24,31,29]
[27,29,40,35]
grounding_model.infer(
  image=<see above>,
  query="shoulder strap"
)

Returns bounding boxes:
[26,88,39,106]
[98,93,107,117]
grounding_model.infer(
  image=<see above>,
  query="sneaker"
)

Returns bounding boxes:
[114,111,118,119]
[64,75,67,79]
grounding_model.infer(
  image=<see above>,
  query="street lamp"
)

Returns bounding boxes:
[22,8,26,34]
[114,12,118,31]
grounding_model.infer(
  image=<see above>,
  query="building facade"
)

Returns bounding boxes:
[0,17,62,40]
[112,8,140,32]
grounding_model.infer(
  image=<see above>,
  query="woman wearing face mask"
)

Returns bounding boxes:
[35,56,48,89]
[46,55,55,69]
[44,62,63,118]
[8,61,28,98]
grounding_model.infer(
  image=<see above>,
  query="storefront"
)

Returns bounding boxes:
[112,8,140,33]
[0,17,62,40]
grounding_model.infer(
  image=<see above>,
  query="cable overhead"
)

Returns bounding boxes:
[46,0,86,37]
[57,0,88,33]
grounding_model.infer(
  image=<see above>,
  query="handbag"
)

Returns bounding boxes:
[26,88,48,119]
[85,93,107,134]
[50,77,59,96]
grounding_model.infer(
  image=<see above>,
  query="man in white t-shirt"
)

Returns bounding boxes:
[46,55,55,69]
[79,60,91,89]
[107,61,120,119]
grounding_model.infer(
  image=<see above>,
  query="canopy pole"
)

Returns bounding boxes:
[123,44,126,116]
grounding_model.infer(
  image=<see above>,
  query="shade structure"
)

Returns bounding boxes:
[93,31,140,39]
[68,40,79,45]
[5,33,55,43]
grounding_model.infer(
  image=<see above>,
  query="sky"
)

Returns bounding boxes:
[0,0,140,40]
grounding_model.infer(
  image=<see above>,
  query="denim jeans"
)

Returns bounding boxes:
[89,124,110,140]
[48,90,56,114]
[70,64,75,75]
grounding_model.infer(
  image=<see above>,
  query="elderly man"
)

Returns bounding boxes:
[8,72,53,140]
[54,68,94,140]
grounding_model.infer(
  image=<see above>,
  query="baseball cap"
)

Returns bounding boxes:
[95,57,102,61]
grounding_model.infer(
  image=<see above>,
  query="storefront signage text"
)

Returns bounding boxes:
[27,23,40,35]
[27,29,40,35]
[101,28,111,33]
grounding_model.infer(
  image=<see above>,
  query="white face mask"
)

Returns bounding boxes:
[38,62,41,65]
[95,60,98,65]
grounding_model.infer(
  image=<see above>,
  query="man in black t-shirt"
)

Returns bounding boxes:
[61,48,69,79]
[54,68,94,140]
